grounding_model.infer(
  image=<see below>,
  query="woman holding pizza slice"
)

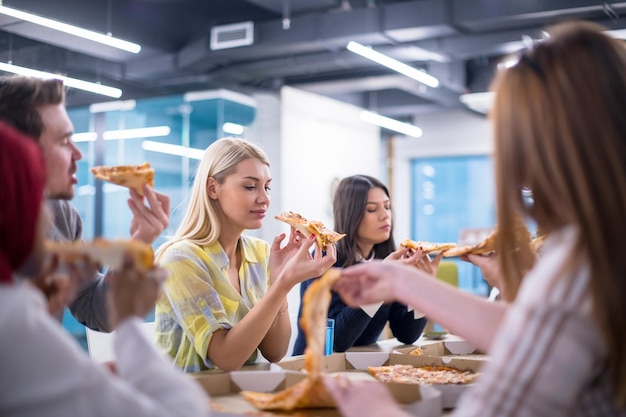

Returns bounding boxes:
[155,137,336,372]
[293,174,440,355]
[326,21,626,416]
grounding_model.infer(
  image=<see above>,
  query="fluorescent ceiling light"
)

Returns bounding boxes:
[0,62,122,98]
[142,140,205,160]
[606,28,626,39]
[459,92,494,115]
[223,122,245,135]
[89,100,136,113]
[73,126,170,142]
[73,132,98,143]
[0,5,141,53]
[103,126,170,140]
[360,110,422,138]
[347,41,439,88]
[183,88,256,108]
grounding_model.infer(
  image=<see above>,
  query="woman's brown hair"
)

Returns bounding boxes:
[491,21,626,405]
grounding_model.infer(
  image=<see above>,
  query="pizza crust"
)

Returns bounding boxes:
[275,211,346,250]
[241,268,342,411]
[90,162,155,196]
[45,238,154,271]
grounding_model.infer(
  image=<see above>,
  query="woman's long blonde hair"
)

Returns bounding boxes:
[156,137,270,258]
[491,21,626,405]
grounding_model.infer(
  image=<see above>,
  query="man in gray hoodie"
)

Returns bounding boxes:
[0,75,170,331]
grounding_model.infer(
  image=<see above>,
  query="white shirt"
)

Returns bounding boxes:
[0,283,210,417]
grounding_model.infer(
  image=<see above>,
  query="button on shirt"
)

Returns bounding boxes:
[155,236,270,373]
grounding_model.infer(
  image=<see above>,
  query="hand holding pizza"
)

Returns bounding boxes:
[268,227,305,285]
[128,184,170,244]
[414,251,444,276]
[334,261,419,306]
[273,234,337,290]
[322,375,410,417]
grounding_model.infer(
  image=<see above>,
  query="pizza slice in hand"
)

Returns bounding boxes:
[91,162,155,196]
[45,238,155,271]
[400,238,457,254]
[275,211,346,250]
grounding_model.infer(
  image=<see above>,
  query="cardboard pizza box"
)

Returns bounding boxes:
[280,352,483,410]
[388,355,483,409]
[192,365,442,417]
[393,341,485,358]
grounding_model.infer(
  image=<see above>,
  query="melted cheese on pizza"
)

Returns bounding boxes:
[368,364,478,385]
[91,162,155,196]
[275,211,346,250]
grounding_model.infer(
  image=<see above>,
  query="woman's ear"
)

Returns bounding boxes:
[206,177,218,200]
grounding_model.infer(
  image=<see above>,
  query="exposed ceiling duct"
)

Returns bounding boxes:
[1,0,624,116]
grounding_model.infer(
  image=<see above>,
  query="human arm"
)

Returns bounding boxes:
[322,375,411,417]
[451,292,605,415]
[212,236,336,369]
[162,236,336,371]
[0,284,208,417]
[128,185,170,244]
[69,270,111,331]
[334,261,508,353]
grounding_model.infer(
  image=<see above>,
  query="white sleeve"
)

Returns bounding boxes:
[113,317,211,416]
[0,285,210,417]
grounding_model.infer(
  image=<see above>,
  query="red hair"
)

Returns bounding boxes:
[0,122,46,282]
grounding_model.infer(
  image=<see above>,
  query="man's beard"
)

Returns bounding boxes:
[48,189,74,200]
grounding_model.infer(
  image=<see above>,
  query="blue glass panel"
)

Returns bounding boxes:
[411,156,495,296]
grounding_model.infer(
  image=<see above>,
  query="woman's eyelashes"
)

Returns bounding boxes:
[243,184,272,192]
[366,204,391,214]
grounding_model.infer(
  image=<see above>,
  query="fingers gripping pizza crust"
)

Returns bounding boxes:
[444,218,533,257]
[241,268,342,411]
[90,162,155,196]
[45,238,155,271]
[275,211,346,250]
[400,238,457,254]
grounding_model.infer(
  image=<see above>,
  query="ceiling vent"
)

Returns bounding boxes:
[210,21,254,51]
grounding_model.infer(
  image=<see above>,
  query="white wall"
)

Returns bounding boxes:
[280,86,381,226]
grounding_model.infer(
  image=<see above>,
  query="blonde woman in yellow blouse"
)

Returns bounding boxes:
[155,137,336,372]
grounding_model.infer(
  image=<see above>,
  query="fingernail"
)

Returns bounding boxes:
[309,234,315,239]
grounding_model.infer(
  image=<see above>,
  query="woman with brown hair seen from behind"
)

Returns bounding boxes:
[324,21,626,416]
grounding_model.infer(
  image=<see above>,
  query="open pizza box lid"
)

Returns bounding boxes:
[192,366,442,417]
[393,340,486,358]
